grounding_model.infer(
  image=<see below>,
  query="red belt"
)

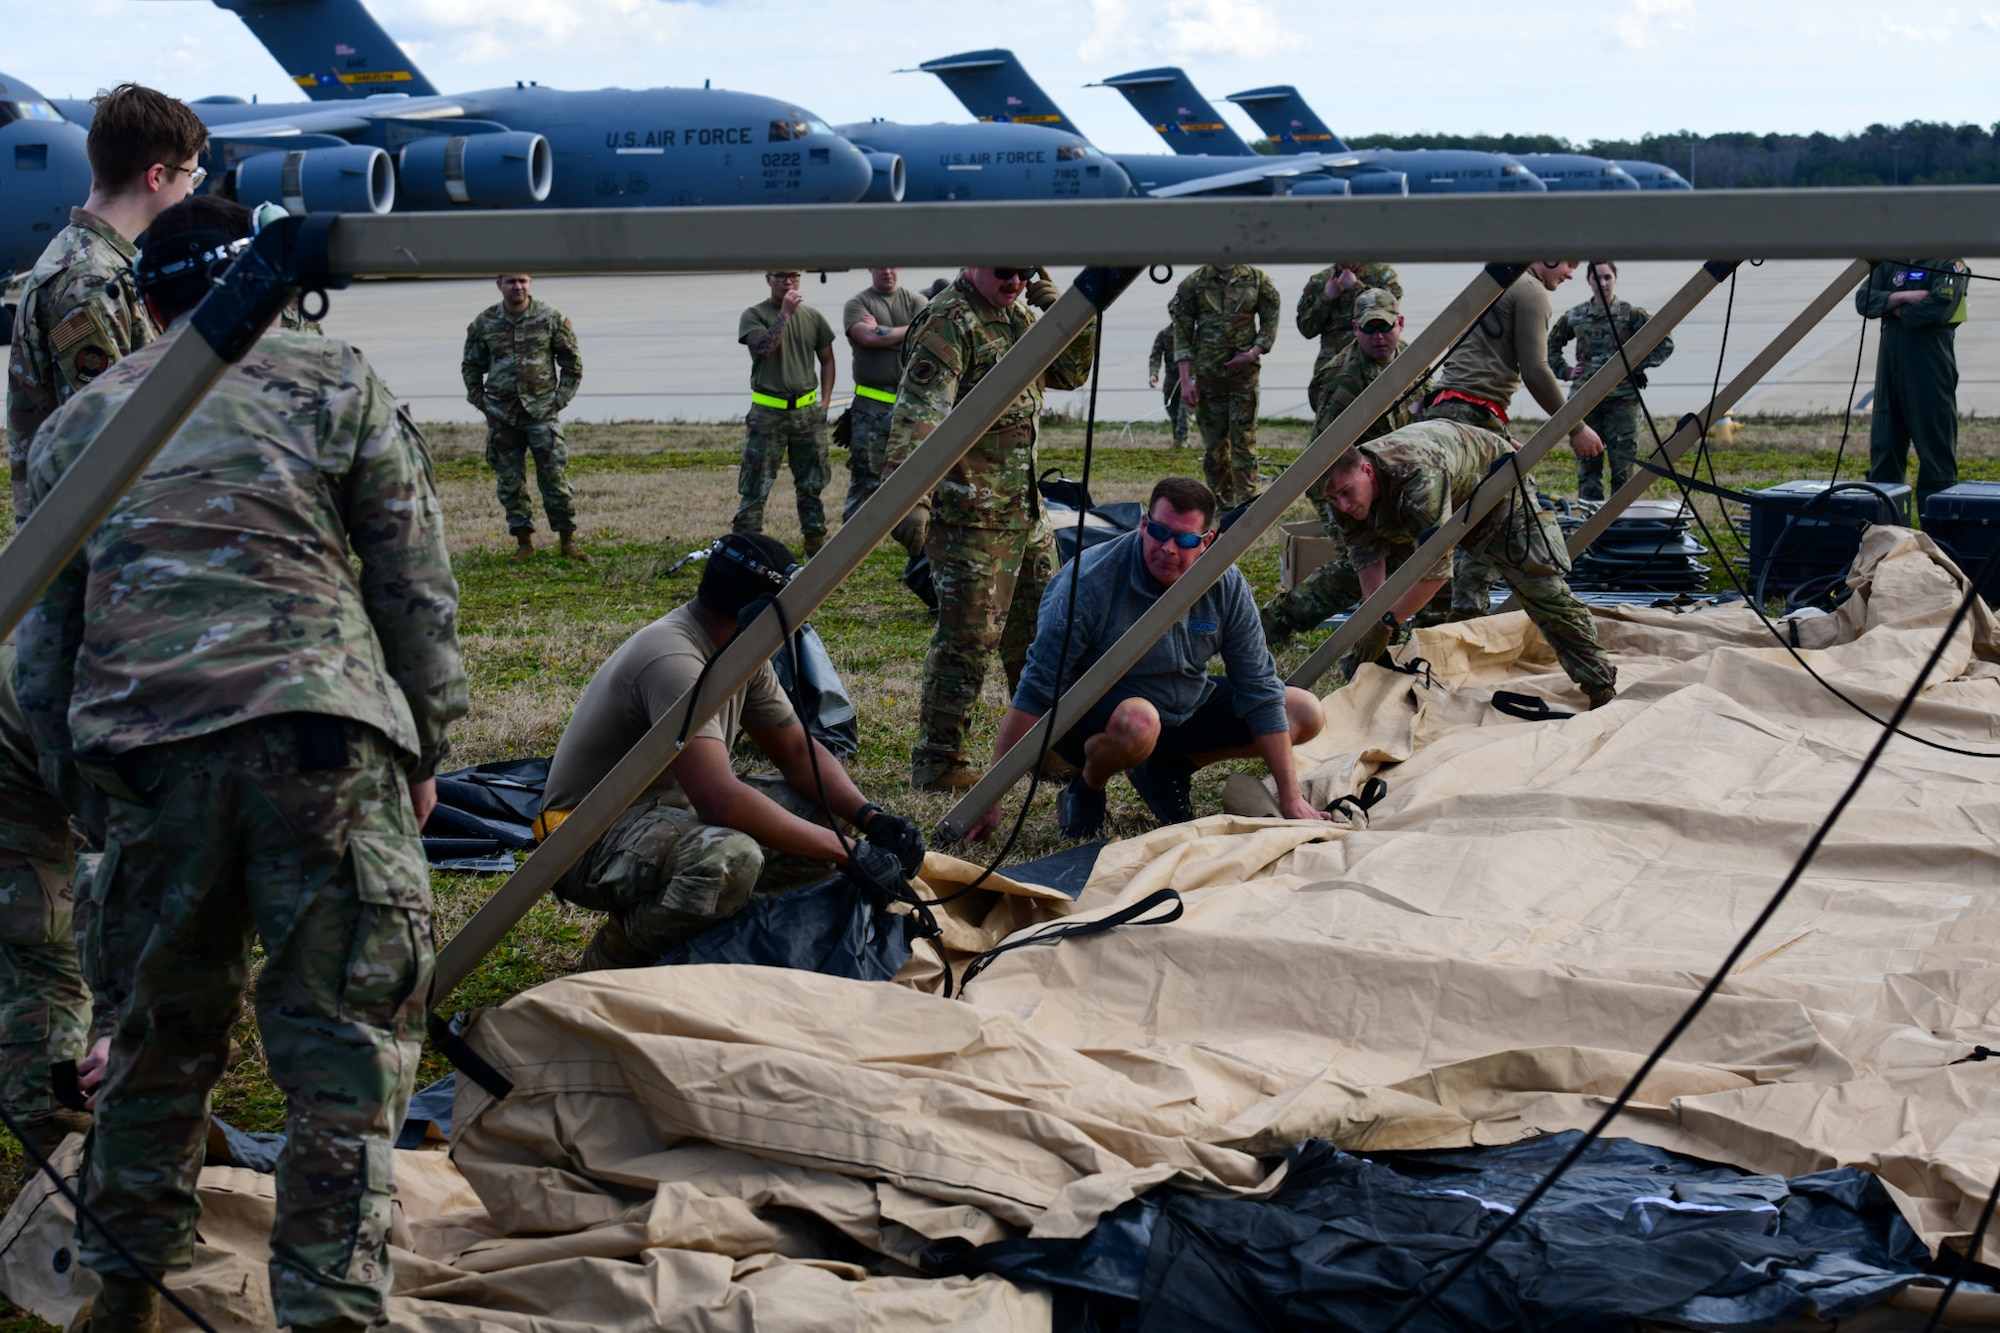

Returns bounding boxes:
[1433,389,1508,426]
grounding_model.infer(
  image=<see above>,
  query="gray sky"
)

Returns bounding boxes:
[11,0,2000,153]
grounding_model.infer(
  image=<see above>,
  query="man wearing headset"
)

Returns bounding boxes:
[965,477,1332,842]
[17,195,466,1333]
[540,531,924,970]
[1318,420,1617,709]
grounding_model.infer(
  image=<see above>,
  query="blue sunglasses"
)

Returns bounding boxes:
[1144,518,1210,549]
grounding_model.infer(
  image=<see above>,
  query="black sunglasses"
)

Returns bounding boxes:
[990,266,1038,281]
[1143,518,1210,549]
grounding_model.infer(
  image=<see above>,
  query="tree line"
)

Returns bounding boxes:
[1252,121,2000,187]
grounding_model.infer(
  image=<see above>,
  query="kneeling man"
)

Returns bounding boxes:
[542,533,924,968]
[969,477,1334,841]
[1321,420,1617,706]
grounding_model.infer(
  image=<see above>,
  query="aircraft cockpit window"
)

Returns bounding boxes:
[0,101,64,128]
[769,119,810,142]
[804,119,832,136]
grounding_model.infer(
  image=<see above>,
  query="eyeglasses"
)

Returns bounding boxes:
[161,163,207,190]
[1358,320,1396,332]
[1143,518,1210,549]
[990,267,1038,281]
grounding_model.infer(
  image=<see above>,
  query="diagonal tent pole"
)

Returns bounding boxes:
[932,263,1526,847]
[1551,258,1875,563]
[1286,260,1739,691]
[430,268,1141,1003]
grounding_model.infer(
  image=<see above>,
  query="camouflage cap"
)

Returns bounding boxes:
[1354,288,1401,329]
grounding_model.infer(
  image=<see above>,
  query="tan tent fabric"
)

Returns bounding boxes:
[6,526,1999,1328]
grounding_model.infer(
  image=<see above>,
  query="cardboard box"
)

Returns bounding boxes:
[1280,519,1339,593]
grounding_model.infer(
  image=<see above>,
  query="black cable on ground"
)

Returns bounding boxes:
[1387,533,2000,1331]
[1922,1166,2000,1332]
[0,1101,219,1333]
[1828,311,1870,485]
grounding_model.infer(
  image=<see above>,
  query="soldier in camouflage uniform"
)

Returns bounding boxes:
[17,198,467,1333]
[539,533,925,968]
[6,83,207,521]
[1147,321,1190,446]
[462,273,586,560]
[0,643,92,1157]
[738,270,837,555]
[1319,420,1617,706]
[1174,263,1280,508]
[884,266,1096,791]
[1548,261,1675,502]
[1261,290,1441,643]
[1296,262,1402,416]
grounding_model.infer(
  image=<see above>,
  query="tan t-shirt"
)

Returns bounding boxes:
[842,285,929,391]
[1433,273,1566,415]
[543,604,796,812]
[739,299,834,399]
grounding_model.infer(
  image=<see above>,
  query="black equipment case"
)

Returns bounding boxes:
[1746,479,1910,595]
[1921,481,2000,604]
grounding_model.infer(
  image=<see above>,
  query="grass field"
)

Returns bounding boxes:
[3,410,1999,1326]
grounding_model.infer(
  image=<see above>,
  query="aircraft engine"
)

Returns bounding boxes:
[1286,176,1350,197]
[398,132,553,208]
[234,145,396,215]
[861,152,905,203]
[1346,170,1409,196]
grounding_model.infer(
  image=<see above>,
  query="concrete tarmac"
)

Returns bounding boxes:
[17,260,1995,425]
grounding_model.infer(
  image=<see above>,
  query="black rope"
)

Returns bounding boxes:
[1388,533,2000,1330]
[1829,311,1870,485]
[0,1099,220,1333]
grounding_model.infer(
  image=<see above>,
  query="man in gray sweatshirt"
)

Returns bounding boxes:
[965,476,1334,841]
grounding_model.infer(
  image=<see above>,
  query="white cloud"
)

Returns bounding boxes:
[1078,0,1134,63]
[1161,0,1284,60]
[1613,0,1696,49]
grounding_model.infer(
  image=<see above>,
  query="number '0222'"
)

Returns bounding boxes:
[761,152,801,168]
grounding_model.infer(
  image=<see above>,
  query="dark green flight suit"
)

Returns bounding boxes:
[1856,260,1970,513]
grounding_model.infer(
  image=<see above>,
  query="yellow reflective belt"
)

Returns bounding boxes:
[531,808,571,842]
[853,384,897,404]
[750,388,818,410]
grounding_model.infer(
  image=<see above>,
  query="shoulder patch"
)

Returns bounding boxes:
[916,328,961,371]
[909,357,941,386]
[73,346,110,379]
[50,307,103,353]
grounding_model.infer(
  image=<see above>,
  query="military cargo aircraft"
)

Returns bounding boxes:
[915,50,1373,197]
[0,74,92,283]
[1095,72,1548,195]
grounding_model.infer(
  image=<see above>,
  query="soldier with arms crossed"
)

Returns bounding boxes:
[18,196,467,1333]
[841,266,927,520]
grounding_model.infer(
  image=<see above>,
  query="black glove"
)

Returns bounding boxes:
[864,811,925,877]
[846,841,912,912]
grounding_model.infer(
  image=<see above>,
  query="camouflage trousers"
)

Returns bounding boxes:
[843,396,894,523]
[1576,397,1643,503]
[914,521,1057,784]
[1161,381,1189,447]
[1452,498,1616,694]
[0,848,88,1128]
[486,419,575,534]
[1260,497,1452,637]
[1193,377,1260,508]
[735,403,831,543]
[80,716,430,1329]
[557,776,836,960]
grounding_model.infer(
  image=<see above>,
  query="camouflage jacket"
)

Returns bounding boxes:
[0,645,72,862]
[461,298,583,425]
[6,209,157,518]
[1315,339,1424,441]
[1173,264,1280,382]
[1296,262,1402,370]
[17,327,469,784]
[1329,420,1521,580]
[1855,260,1971,332]
[1547,295,1672,402]
[884,274,1097,529]
[1147,324,1175,381]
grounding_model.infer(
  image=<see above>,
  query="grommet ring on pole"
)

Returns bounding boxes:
[1148,263,1174,284]
[298,288,330,322]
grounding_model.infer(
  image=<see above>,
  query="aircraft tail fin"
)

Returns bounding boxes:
[1092,68,1250,157]
[914,50,1083,137]
[1224,86,1349,155]
[210,0,439,100]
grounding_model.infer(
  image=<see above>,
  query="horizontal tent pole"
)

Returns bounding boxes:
[323,188,2000,277]
[1550,258,1877,563]
[932,263,1521,846]
[1286,260,1734,691]
[430,272,1137,1003]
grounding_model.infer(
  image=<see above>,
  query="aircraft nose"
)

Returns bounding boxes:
[1101,157,1137,198]
[823,135,873,203]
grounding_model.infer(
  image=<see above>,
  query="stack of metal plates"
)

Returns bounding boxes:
[1559,498,1711,594]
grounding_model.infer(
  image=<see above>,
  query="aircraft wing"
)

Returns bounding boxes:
[199,95,472,146]
[1143,155,1338,198]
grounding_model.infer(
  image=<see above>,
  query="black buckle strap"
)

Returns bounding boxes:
[1492,690,1576,722]
[957,888,1183,989]
[426,1012,514,1101]
[1326,776,1388,822]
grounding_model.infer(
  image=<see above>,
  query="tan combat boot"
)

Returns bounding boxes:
[912,761,982,793]
[71,1273,159,1333]
[558,531,590,562]
[580,916,651,971]
[802,530,827,558]
[508,533,535,563]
